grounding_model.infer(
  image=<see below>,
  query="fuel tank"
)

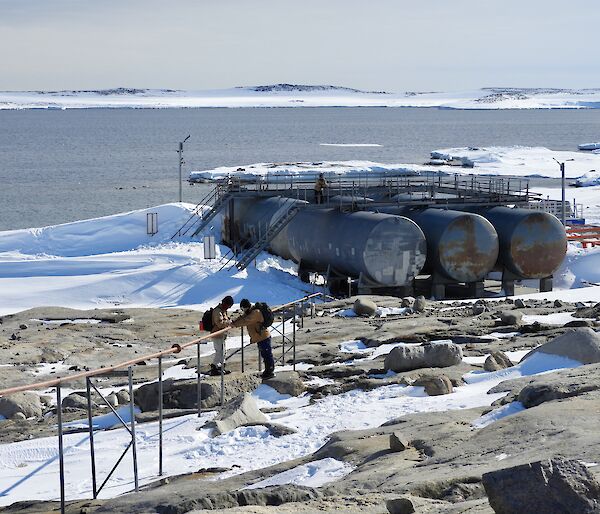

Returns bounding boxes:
[402,208,499,282]
[481,207,567,278]
[286,209,427,286]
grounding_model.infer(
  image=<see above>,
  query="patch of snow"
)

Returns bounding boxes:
[244,458,354,489]
[471,402,526,429]
[320,143,382,147]
[463,352,582,385]
[521,312,592,325]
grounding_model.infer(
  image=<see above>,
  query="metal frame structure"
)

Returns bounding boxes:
[0,292,329,513]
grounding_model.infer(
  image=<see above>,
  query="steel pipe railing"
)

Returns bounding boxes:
[0,291,330,513]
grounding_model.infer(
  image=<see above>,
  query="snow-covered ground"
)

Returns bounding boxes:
[430,147,600,179]
[2,86,600,110]
[189,147,600,183]
[2,185,600,506]
[0,343,584,505]
[0,203,311,316]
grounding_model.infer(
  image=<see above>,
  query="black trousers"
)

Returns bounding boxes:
[257,337,274,371]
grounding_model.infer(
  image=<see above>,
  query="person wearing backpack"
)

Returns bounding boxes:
[205,296,234,376]
[233,298,275,380]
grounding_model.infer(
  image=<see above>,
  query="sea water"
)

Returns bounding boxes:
[0,107,599,231]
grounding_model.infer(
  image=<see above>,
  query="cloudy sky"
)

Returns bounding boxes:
[0,0,597,91]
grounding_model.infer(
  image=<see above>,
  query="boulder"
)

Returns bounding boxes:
[401,297,415,308]
[384,342,462,372]
[413,296,427,313]
[243,422,297,437]
[484,351,513,372]
[116,390,130,405]
[263,371,306,397]
[554,299,564,308]
[522,328,600,365]
[389,432,410,452]
[482,457,600,514]
[0,392,42,419]
[106,393,119,408]
[134,372,261,412]
[205,393,268,436]
[353,298,377,316]
[386,497,415,514]
[62,392,93,410]
[472,304,487,316]
[500,311,522,326]
[514,299,526,309]
[413,375,453,396]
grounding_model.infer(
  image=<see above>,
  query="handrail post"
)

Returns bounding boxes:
[128,367,139,492]
[220,348,225,407]
[56,384,66,514]
[197,343,202,417]
[86,378,98,498]
[158,356,164,476]
[281,312,286,365]
[240,328,245,373]
[293,307,297,372]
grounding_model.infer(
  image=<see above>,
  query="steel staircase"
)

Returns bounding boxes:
[171,185,232,239]
[234,203,302,271]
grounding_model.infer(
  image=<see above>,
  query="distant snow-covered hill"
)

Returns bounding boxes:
[1,85,600,109]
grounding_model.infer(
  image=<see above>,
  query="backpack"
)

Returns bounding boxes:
[254,302,274,329]
[201,308,214,332]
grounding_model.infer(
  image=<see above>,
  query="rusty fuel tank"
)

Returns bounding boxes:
[481,207,567,278]
[403,208,499,282]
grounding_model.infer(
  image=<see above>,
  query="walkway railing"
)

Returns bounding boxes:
[0,292,331,513]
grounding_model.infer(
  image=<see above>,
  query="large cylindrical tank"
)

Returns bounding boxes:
[404,209,499,282]
[227,197,305,259]
[286,210,427,286]
[481,207,567,278]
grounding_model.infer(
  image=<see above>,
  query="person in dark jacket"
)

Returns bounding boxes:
[233,298,274,380]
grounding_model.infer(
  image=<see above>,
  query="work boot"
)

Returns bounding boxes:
[222,365,231,375]
[209,364,220,376]
[261,368,275,381]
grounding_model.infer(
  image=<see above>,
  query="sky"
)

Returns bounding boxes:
[0,0,598,92]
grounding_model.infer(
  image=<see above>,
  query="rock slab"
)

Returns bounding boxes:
[413,375,453,396]
[0,392,42,419]
[523,327,600,365]
[484,351,513,372]
[482,457,600,514]
[205,393,268,436]
[353,298,378,316]
[384,342,462,372]
[263,371,306,397]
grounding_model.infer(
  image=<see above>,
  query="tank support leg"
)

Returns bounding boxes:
[468,281,485,298]
[540,276,553,293]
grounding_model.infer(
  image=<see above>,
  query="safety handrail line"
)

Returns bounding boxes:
[0,292,325,397]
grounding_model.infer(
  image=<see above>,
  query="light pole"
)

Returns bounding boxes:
[553,158,574,226]
[178,135,191,203]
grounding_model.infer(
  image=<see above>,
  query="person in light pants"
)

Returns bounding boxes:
[210,296,233,375]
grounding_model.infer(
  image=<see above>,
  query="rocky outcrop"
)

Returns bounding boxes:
[389,432,410,452]
[384,342,462,372]
[413,375,453,396]
[482,457,600,514]
[263,371,306,397]
[353,298,377,316]
[523,328,600,364]
[499,311,522,326]
[484,351,513,372]
[134,372,261,412]
[0,392,42,419]
[205,393,268,436]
